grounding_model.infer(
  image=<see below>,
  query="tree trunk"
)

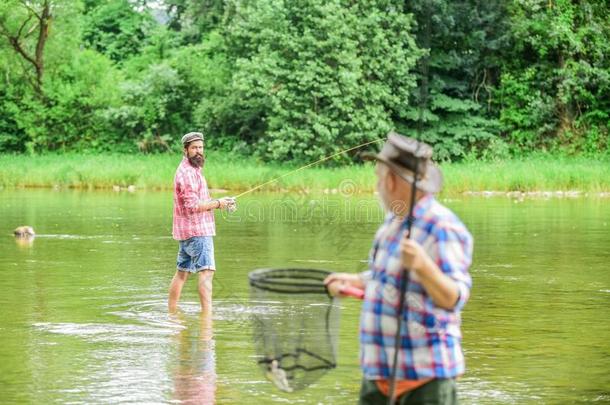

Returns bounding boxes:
[0,0,51,96]
[34,1,51,94]
[556,51,575,141]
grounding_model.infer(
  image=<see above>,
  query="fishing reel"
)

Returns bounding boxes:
[226,197,237,212]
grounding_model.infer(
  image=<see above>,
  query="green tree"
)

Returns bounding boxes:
[1,0,606,158]
[104,61,200,153]
[17,49,122,152]
[164,0,225,43]
[199,0,421,163]
[82,0,155,63]
[0,0,124,153]
[498,0,609,153]
[0,0,53,95]
[397,0,509,161]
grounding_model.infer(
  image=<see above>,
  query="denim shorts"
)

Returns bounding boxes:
[177,236,215,273]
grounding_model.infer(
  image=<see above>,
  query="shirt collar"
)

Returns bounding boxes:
[411,193,434,219]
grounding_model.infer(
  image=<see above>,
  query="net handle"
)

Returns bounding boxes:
[338,286,365,300]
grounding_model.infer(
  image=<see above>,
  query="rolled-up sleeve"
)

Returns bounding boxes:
[359,270,373,283]
[435,223,473,312]
[177,171,200,215]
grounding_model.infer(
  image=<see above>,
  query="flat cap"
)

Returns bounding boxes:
[181,132,204,146]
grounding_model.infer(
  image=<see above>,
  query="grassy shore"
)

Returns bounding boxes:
[0,152,609,196]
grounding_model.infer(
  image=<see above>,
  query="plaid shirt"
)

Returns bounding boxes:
[360,194,473,380]
[172,157,216,240]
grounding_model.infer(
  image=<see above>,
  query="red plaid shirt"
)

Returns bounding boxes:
[172,157,216,240]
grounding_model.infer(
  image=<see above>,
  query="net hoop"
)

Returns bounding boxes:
[248,268,331,295]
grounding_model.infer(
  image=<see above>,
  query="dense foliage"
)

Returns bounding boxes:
[0,0,607,161]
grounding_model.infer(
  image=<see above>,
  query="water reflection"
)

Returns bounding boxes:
[2,190,610,404]
[14,234,35,248]
[172,308,216,404]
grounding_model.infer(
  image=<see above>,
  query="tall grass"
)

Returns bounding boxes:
[1,152,608,195]
[443,154,610,193]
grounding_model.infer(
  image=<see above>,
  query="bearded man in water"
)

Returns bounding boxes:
[168,132,235,312]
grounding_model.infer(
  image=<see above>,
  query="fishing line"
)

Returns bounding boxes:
[234,139,384,199]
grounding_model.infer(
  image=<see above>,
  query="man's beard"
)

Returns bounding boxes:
[188,154,204,168]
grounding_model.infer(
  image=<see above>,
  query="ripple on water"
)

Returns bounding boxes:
[36,234,110,240]
[105,299,191,327]
[213,299,288,321]
[104,299,282,326]
[460,378,541,404]
[291,259,337,264]
[34,301,186,344]
[477,263,515,269]
[32,322,179,345]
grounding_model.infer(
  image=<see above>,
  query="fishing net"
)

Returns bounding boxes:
[248,268,340,392]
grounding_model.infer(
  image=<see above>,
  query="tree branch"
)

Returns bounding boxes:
[0,2,49,95]
[25,21,38,38]
[19,0,42,21]
[0,19,10,37]
[15,52,38,90]
[474,68,487,104]
[35,2,50,67]
[17,13,34,38]
[8,36,38,69]
[0,12,37,68]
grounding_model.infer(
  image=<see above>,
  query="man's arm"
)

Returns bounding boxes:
[401,239,460,310]
[195,198,231,212]
[400,228,472,311]
[178,171,231,213]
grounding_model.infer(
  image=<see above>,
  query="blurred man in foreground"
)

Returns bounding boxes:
[325,132,473,404]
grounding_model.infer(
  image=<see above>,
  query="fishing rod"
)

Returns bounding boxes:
[387,158,420,404]
[233,139,383,199]
[386,3,431,403]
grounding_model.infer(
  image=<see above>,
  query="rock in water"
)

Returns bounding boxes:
[14,226,35,237]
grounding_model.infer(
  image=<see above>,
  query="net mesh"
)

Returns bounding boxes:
[248,268,340,392]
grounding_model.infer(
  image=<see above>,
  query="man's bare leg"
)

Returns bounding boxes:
[168,270,189,312]
[198,270,214,311]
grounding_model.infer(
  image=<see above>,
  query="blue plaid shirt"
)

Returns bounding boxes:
[360,194,473,380]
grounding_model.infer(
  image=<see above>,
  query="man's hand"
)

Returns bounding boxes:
[217,197,236,210]
[226,197,237,212]
[324,272,364,297]
[400,233,460,310]
[400,234,430,275]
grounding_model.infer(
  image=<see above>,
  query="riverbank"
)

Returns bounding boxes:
[1,153,609,196]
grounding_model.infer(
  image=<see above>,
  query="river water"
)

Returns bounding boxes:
[1,189,608,404]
